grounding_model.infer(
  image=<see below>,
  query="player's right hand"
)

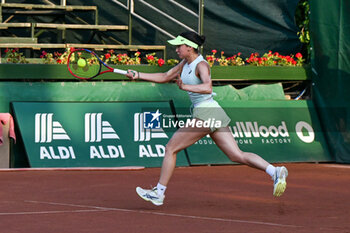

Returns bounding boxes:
[126,70,138,80]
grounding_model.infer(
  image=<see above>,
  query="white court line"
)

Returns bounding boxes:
[0,166,144,172]
[321,164,350,169]
[20,200,302,228]
[0,209,109,216]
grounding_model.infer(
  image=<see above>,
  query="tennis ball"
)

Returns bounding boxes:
[77,59,86,68]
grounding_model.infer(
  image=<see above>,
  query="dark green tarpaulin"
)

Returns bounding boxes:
[195,0,301,57]
[310,0,350,163]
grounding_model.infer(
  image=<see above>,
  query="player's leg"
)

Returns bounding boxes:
[136,120,211,205]
[210,127,288,196]
[159,125,211,186]
[210,127,269,170]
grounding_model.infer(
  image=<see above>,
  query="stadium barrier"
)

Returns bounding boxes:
[11,99,331,168]
[0,63,329,167]
[0,71,332,168]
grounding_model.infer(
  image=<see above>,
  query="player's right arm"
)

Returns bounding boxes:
[127,60,185,83]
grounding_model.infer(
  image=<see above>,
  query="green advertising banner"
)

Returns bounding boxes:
[12,101,189,168]
[186,100,332,165]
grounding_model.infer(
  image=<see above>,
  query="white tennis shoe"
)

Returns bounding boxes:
[136,187,165,206]
[273,166,288,197]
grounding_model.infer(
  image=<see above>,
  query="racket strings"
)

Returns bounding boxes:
[68,50,101,79]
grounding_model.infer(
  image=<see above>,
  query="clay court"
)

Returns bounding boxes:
[0,163,349,233]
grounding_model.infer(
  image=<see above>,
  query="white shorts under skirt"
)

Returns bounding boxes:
[192,99,231,132]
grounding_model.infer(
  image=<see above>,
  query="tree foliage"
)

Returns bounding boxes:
[295,0,310,62]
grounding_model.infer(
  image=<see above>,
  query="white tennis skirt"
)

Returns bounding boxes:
[192,99,231,132]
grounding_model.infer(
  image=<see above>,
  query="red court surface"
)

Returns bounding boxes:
[0,163,349,233]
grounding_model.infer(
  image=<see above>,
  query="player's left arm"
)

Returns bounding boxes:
[177,61,212,94]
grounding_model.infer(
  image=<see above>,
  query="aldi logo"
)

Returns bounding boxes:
[34,113,75,160]
[84,113,120,142]
[35,113,70,143]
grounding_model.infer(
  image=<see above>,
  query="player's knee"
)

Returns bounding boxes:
[165,144,180,155]
[228,151,245,163]
[237,152,255,165]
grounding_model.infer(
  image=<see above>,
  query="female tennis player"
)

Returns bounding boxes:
[126,31,288,206]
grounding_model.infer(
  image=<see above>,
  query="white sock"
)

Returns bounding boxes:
[156,183,166,196]
[265,164,276,177]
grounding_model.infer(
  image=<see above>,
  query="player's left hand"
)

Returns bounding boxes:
[176,74,184,90]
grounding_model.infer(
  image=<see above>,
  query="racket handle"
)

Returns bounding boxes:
[113,68,128,75]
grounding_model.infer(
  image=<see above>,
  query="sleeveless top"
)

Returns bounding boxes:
[181,55,213,106]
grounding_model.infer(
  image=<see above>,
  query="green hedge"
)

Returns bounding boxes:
[0,64,310,81]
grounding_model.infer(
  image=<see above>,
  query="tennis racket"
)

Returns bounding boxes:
[67,48,132,80]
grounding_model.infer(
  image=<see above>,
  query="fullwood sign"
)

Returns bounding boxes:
[188,100,332,164]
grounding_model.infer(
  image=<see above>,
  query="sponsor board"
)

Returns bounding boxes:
[188,101,332,164]
[12,102,189,168]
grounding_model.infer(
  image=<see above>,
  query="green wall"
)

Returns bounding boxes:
[310,0,350,163]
